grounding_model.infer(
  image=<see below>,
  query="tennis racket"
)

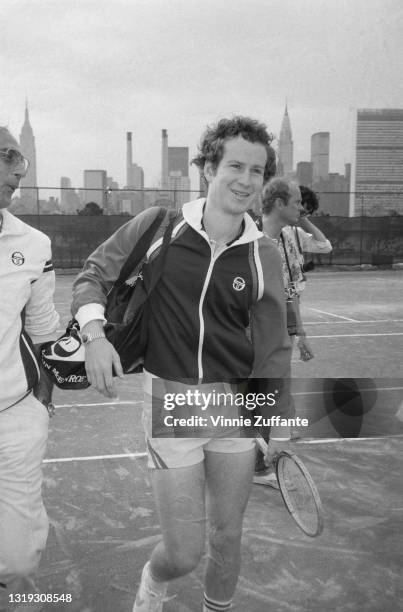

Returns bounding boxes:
[255,433,324,537]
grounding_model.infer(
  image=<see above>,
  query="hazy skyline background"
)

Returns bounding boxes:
[1,0,402,191]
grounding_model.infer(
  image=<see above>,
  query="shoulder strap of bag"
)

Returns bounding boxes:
[280,231,294,283]
[281,230,305,284]
[146,209,177,295]
[114,207,167,288]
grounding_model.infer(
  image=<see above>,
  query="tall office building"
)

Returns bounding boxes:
[353,109,403,215]
[296,162,313,186]
[310,133,351,215]
[168,172,191,208]
[160,131,191,206]
[168,147,189,177]
[313,170,350,216]
[83,170,107,209]
[126,132,145,188]
[278,103,293,175]
[60,176,80,214]
[167,146,190,207]
[130,164,144,190]
[106,176,121,214]
[19,101,38,211]
[311,132,330,183]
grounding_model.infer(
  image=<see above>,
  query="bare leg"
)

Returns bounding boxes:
[149,462,207,581]
[204,448,255,601]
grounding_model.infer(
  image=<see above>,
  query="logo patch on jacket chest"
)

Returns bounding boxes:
[232,276,246,291]
[12,251,25,266]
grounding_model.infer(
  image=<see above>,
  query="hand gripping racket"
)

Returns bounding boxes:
[255,434,324,537]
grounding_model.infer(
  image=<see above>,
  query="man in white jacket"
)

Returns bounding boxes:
[0,126,59,610]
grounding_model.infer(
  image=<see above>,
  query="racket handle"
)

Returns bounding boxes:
[255,433,268,454]
[255,434,281,469]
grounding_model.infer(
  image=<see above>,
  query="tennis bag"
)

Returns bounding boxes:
[41,207,176,389]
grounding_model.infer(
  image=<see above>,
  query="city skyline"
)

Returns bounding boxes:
[1,0,402,192]
[10,101,402,217]
[14,102,353,194]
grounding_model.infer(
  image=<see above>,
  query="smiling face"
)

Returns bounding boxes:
[204,136,267,216]
[0,129,26,211]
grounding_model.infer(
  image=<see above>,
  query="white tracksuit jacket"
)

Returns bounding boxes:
[0,210,59,411]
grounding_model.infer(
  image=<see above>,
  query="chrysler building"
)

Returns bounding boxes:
[278,103,294,176]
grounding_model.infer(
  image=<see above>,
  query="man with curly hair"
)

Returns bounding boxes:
[72,116,291,611]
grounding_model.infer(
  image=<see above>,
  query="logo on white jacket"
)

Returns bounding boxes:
[232,276,246,291]
[12,251,25,266]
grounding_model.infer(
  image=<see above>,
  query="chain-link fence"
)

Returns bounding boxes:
[10,187,403,268]
[12,186,203,216]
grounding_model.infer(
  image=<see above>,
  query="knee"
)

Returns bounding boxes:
[165,545,204,577]
[208,523,242,556]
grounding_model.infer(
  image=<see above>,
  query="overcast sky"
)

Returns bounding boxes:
[1,0,402,193]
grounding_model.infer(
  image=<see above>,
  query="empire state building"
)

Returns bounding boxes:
[19,101,38,211]
[278,103,294,176]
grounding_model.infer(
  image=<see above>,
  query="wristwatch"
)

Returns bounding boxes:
[81,331,106,345]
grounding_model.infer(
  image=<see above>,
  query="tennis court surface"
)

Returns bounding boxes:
[33,270,403,611]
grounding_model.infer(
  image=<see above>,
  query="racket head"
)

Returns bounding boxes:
[275,451,324,537]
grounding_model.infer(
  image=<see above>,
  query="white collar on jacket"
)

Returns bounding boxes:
[181,198,263,245]
[0,209,29,236]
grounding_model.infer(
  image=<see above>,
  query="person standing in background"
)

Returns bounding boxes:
[253,178,332,479]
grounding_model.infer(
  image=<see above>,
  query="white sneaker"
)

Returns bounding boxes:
[253,468,279,489]
[132,562,168,612]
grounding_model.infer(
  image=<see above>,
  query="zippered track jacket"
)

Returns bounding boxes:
[72,199,291,383]
[0,210,59,411]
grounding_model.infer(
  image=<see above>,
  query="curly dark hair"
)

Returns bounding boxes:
[191,116,276,183]
[299,185,319,215]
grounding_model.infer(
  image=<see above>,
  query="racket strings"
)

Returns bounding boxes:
[278,455,322,536]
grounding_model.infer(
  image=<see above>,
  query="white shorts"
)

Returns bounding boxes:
[142,374,255,469]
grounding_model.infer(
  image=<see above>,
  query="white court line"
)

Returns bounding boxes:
[308,307,359,322]
[304,319,403,325]
[44,452,147,463]
[306,332,403,339]
[54,387,403,410]
[56,400,141,408]
[44,436,403,463]
[297,435,403,444]
[292,386,403,397]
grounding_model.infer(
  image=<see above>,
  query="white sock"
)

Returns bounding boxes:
[145,562,167,594]
[203,593,232,611]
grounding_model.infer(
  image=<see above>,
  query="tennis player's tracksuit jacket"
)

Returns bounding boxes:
[0,210,59,412]
[73,198,291,394]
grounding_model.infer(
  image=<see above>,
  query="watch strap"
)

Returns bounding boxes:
[82,331,106,344]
